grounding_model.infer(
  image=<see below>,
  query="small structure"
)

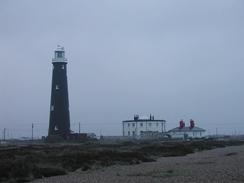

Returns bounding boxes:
[168,119,206,139]
[122,115,166,139]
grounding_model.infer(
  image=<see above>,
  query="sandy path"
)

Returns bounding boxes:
[32,145,244,183]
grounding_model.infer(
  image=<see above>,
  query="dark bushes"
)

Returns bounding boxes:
[1,140,244,182]
[139,143,194,157]
[34,166,66,178]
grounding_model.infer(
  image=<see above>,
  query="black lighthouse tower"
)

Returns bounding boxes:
[48,46,70,138]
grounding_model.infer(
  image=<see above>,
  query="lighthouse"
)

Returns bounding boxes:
[48,46,70,138]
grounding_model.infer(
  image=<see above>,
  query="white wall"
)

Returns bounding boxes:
[123,121,165,137]
[169,131,206,139]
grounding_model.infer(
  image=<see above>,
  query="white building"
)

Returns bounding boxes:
[168,120,206,139]
[122,115,166,138]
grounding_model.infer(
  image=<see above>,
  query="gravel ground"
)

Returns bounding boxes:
[32,145,244,183]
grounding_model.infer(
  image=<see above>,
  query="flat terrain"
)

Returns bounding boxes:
[32,144,244,183]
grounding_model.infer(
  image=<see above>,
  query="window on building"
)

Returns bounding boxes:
[128,131,130,136]
[132,123,135,127]
[128,123,130,127]
[132,131,135,136]
[149,123,151,127]
[55,85,59,90]
[140,131,143,135]
[156,123,159,127]
[61,65,65,69]
[140,123,143,127]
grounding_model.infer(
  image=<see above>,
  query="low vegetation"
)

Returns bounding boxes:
[0,140,244,182]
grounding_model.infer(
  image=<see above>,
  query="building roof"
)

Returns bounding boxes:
[123,114,166,123]
[123,119,166,123]
[168,126,206,132]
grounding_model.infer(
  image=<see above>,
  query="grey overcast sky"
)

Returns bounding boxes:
[0,0,244,138]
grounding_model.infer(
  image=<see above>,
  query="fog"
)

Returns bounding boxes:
[0,0,244,138]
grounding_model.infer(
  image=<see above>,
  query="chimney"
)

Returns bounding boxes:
[179,120,185,129]
[150,114,154,120]
[134,115,139,121]
[189,119,195,129]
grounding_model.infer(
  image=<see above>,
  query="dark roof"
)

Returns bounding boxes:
[168,126,206,132]
[123,119,166,123]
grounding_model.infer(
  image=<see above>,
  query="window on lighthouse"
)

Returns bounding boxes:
[55,126,58,130]
[56,51,63,58]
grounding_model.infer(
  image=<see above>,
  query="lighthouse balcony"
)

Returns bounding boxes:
[52,58,67,63]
